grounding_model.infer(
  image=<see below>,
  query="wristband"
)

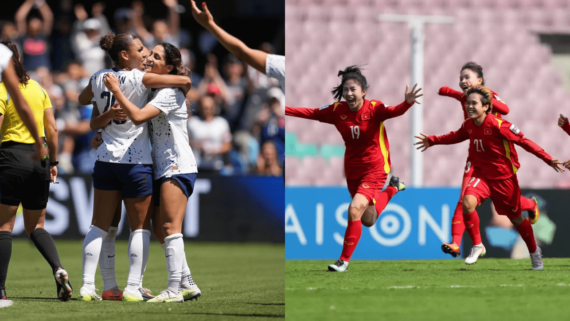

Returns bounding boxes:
[50,161,59,167]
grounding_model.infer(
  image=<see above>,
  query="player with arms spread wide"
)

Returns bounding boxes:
[286,66,422,272]
[415,85,563,269]
[437,62,540,258]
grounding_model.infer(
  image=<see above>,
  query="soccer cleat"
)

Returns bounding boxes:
[441,242,461,258]
[389,176,406,192]
[147,289,184,303]
[140,288,154,298]
[78,287,101,301]
[55,268,73,301]
[181,284,201,301]
[528,197,540,225]
[0,287,6,300]
[122,287,150,302]
[102,286,123,301]
[530,247,544,271]
[328,259,349,272]
[465,244,486,265]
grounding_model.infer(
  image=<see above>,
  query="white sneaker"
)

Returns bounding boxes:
[123,287,146,302]
[530,247,544,271]
[78,286,101,301]
[465,244,486,265]
[181,284,201,301]
[147,289,184,303]
[328,259,349,272]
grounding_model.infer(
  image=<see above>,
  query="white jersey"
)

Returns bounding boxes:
[0,44,13,82]
[147,87,197,179]
[266,54,285,93]
[91,68,152,164]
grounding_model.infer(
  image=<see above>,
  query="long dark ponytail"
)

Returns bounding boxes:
[331,65,369,102]
[1,41,29,86]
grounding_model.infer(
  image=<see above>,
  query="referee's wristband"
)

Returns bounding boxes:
[49,161,59,167]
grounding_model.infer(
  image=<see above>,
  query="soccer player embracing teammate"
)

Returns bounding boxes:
[415,85,564,270]
[286,66,422,272]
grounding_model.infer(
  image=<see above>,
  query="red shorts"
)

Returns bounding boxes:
[346,172,388,205]
[464,171,522,219]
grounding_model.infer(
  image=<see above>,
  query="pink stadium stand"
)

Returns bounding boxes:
[286,0,570,187]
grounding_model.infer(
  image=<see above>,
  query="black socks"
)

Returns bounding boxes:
[30,228,62,274]
[0,231,12,289]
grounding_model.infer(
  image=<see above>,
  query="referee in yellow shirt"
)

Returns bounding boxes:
[0,41,73,302]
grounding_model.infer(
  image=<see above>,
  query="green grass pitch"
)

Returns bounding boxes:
[1,240,284,320]
[286,259,570,320]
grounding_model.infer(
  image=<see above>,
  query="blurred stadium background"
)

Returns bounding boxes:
[285,0,570,261]
[0,0,284,241]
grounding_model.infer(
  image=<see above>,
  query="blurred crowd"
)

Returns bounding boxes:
[0,0,284,176]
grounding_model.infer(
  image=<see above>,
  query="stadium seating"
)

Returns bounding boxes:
[286,0,570,187]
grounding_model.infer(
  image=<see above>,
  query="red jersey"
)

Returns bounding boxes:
[285,99,413,179]
[562,122,570,136]
[427,114,552,180]
[439,86,510,120]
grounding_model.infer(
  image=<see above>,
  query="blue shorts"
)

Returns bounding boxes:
[153,173,198,206]
[92,161,153,198]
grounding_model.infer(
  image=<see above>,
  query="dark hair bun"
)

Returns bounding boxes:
[99,32,115,52]
[338,65,362,77]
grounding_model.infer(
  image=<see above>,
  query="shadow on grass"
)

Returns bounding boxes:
[11,297,64,302]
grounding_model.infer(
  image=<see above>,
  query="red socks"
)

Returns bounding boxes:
[451,201,465,245]
[520,196,535,212]
[515,219,537,253]
[463,210,481,245]
[374,186,398,217]
[340,220,362,262]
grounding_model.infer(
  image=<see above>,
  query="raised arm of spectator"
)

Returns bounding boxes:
[197,56,230,104]
[15,0,35,36]
[3,59,47,160]
[92,2,111,35]
[37,0,54,36]
[132,1,152,44]
[190,0,269,74]
[164,0,180,39]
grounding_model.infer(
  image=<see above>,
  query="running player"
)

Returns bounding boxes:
[77,32,191,302]
[0,41,72,301]
[190,0,284,92]
[438,62,539,258]
[286,66,422,272]
[415,85,563,269]
[104,42,200,303]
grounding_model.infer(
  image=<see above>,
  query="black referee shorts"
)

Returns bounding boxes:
[0,142,50,210]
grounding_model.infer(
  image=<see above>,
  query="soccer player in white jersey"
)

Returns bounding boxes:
[190,0,285,92]
[76,32,192,302]
[104,42,200,303]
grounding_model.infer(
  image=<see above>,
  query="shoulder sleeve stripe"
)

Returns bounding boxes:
[495,118,503,129]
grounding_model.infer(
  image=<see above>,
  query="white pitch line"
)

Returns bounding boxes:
[0,300,13,308]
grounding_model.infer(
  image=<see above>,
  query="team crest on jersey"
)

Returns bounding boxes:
[468,129,473,134]
[362,184,370,188]
[362,113,370,120]
[509,124,520,135]
[484,128,492,135]
[340,115,347,120]
[319,104,330,110]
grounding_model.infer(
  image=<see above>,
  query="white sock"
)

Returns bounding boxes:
[125,229,150,292]
[82,225,107,290]
[100,226,118,291]
[165,234,184,294]
[181,249,192,288]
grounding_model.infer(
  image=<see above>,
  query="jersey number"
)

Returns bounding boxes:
[468,177,481,188]
[474,139,485,152]
[350,126,360,139]
[101,91,126,125]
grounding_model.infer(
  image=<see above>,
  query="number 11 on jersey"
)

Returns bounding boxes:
[350,126,360,139]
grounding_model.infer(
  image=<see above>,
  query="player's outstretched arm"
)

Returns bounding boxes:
[383,84,422,119]
[500,122,563,172]
[438,86,463,101]
[105,73,160,125]
[422,126,469,148]
[414,133,431,152]
[558,114,570,136]
[142,73,191,94]
[491,95,509,115]
[3,59,47,161]
[190,0,268,74]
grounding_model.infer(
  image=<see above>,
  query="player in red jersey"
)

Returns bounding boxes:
[437,62,539,258]
[286,66,422,272]
[415,85,563,269]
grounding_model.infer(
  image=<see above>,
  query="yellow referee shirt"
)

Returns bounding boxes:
[0,79,51,144]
